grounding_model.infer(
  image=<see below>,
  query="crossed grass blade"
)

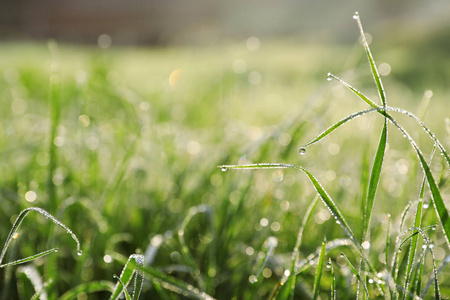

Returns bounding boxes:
[109,254,144,300]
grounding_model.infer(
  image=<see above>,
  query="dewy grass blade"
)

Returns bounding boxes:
[110,254,144,300]
[329,258,336,300]
[353,12,386,107]
[252,236,278,283]
[0,249,59,268]
[363,121,387,239]
[220,164,358,246]
[0,207,82,267]
[16,265,46,300]
[313,238,326,300]
[113,275,131,300]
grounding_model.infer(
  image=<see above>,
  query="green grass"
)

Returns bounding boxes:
[1,13,450,299]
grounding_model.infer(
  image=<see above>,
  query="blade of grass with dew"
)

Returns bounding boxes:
[220,164,358,246]
[353,12,386,107]
[0,248,59,268]
[109,254,144,300]
[110,252,216,300]
[272,196,318,300]
[59,281,116,300]
[421,246,441,299]
[252,236,278,284]
[385,214,391,273]
[0,207,82,267]
[313,238,326,300]
[340,252,369,298]
[386,117,450,250]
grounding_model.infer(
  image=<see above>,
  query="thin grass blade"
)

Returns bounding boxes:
[340,252,369,298]
[0,207,82,267]
[109,254,144,300]
[313,238,326,300]
[329,258,336,300]
[353,12,386,106]
[113,275,132,300]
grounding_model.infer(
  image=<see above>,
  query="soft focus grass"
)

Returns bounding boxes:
[0,28,449,299]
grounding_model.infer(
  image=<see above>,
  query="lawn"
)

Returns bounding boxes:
[1,17,449,299]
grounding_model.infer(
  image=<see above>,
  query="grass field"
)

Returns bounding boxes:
[1,16,450,299]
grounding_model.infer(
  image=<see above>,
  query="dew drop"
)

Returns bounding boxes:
[335,220,341,225]
[54,248,59,253]
[221,167,228,172]
[326,72,332,81]
[249,275,258,283]
[340,253,345,258]
[353,12,359,19]
[77,250,83,256]
[298,147,306,155]
[326,262,331,269]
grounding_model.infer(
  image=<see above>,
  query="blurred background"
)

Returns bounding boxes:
[2,0,450,45]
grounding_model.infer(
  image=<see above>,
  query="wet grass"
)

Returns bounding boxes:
[1,13,450,299]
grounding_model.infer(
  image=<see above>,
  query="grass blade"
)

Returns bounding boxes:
[113,275,132,300]
[16,265,46,300]
[353,12,386,107]
[363,121,387,239]
[110,254,144,300]
[340,252,369,298]
[313,238,326,300]
[252,236,278,283]
[0,207,82,267]
[220,164,358,246]
[329,258,336,300]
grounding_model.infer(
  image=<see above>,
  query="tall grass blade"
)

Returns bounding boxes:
[0,207,82,267]
[363,121,387,239]
[220,164,358,246]
[113,275,132,300]
[109,254,144,300]
[312,238,326,300]
[329,258,336,300]
[353,12,386,107]
[272,196,318,300]
[59,281,115,300]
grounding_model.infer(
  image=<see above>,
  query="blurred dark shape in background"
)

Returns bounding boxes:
[1,0,450,45]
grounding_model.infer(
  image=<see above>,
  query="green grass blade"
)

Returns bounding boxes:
[220,164,358,246]
[363,121,387,239]
[0,207,82,267]
[16,265,45,300]
[111,252,216,300]
[353,12,386,107]
[386,117,450,249]
[252,236,278,283]
[0,248,58,268]
[340,252,369,298]
[313,238,326,300]
[385,214,391,272]
[301,107,382,149]
[59,281,115,300]
[113,275,132,300]
[272,196,318,300]
[110,254,144,300]
[327,73,378,108]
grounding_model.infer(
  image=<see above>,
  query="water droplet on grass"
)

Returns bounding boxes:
[299,147,306,155]
[327,72,333,81]
[221,167,227,172]
[353,12,359,19]
[77,250,83,256]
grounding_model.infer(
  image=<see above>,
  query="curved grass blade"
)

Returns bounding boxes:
[220,164,358,246]
[363,121,387,240]
[59,281,115,300]
[353,12,386,107]
[1,248,59,268]
[272,196,318,300]
[420,246,441,299]
[0,207,82,267]
[313,238,326,300]
[111,252,216,300]
[386,117,450,250]
[340,252,369,298]
[110,254,144,300]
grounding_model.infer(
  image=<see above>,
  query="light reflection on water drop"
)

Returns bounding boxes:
[221,167,227,172]
[299,147,306,155]
[353,12,359,19]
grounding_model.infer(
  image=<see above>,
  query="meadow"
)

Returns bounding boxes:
[1,15,450,299]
